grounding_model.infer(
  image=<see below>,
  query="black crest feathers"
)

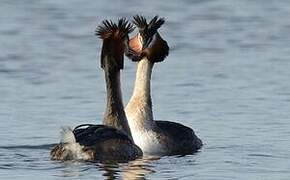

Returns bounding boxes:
[95,18,134,39]
[129,15,169,63]
[132,15,147,30]
[133,15,165,38]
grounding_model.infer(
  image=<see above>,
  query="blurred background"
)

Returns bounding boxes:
[1,0,290,179]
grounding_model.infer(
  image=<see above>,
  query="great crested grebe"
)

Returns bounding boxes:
[125,15,202,155]
[51,18,142,161]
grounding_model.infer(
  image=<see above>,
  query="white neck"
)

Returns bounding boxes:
[125,57,155,129]
[132,58,153,98]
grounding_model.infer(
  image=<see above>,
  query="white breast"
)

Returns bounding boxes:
[131,129,166,155]
[126,99,167,155]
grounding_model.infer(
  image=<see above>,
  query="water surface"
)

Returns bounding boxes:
[1,0,290,179]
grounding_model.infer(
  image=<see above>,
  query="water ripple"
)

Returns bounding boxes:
[0,144,56,150]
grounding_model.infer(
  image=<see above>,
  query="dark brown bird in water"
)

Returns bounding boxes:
[51,18,142,162]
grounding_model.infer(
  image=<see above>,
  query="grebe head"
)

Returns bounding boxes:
[126,15,169,63]
[96,18,134,70]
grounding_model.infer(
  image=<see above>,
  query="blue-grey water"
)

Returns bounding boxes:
[1,0,290,179]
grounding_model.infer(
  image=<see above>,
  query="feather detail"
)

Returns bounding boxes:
[96,18,134,39]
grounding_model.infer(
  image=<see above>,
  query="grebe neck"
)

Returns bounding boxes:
[127,57,154,127]
[102,56,132,139]
[132,58,153,99]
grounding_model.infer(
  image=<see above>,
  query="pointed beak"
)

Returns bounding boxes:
[128,34,143,53]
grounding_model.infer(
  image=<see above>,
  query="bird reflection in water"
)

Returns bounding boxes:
[56,156,160,179]
[100,156,159,180]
